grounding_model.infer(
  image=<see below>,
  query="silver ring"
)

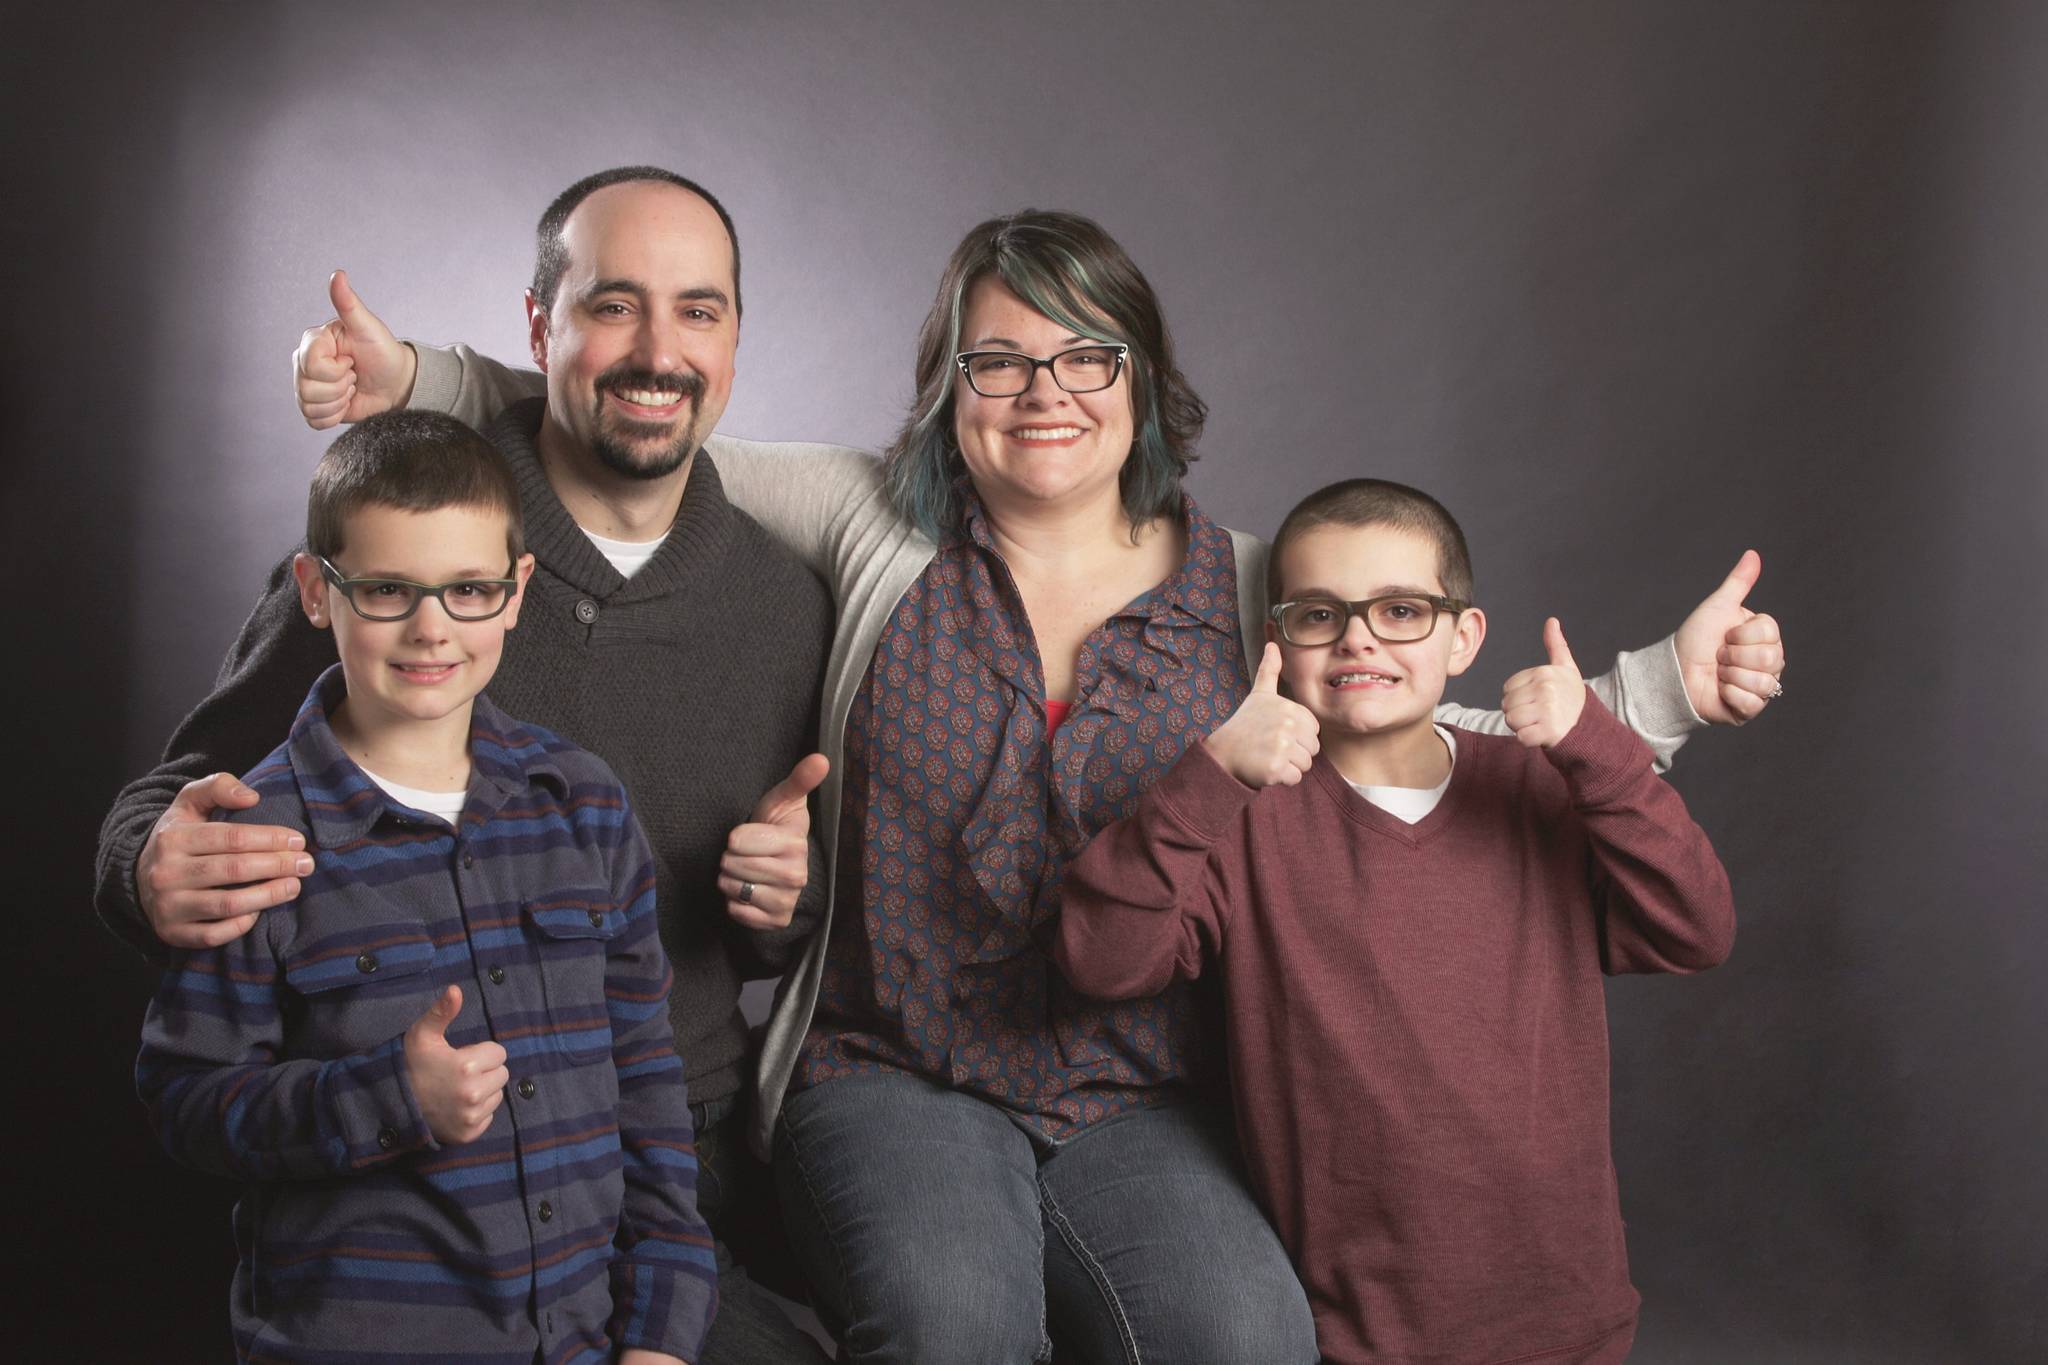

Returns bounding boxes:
[738,881,755,905]
[1768,681,1785,700]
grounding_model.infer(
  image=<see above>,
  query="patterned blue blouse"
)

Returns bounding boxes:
[795,484,1252,1139]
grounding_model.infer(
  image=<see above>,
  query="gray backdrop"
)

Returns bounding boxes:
[7,2,2042,1360]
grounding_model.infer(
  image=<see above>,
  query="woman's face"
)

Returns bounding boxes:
[952,276,1136,519]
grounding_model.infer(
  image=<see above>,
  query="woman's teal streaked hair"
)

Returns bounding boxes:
[883,210,1208,541]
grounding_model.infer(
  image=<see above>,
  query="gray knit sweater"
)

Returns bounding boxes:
[94,398,834,1107]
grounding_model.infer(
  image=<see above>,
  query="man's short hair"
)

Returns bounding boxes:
[530,166,741,316]
[1269,478,1475,607]
[307,411,524,563]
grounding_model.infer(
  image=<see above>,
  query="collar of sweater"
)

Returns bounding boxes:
[486,397,737,601]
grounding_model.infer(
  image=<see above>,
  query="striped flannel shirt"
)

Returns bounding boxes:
[137,666,716,1363]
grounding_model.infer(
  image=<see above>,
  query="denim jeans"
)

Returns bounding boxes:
[692,1091,835,1365]
[774,1072,1317,1365]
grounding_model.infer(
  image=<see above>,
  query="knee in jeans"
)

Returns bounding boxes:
[1159,1264,1317,1365]
[841,1272,1046,1365]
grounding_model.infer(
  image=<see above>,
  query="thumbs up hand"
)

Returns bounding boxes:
[1673,550,1785,724]
[722,754,830,930]
[403,985,509,1145]
[1502,617,1588,749]
[294,269,419,429]
[1202,643,1322,789]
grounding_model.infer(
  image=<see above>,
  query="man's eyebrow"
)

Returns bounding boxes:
[580,279,732,312]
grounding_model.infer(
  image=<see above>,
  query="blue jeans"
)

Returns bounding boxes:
[691,1092,834,1365]
[774,1072,1316,1365]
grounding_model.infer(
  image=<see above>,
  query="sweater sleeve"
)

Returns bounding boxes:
[94,556,335,959]
[1438,636,1703,773]
[134,895,435,1181]
[406,341,546,432]
[1542,690,1737,975]
[603,798,719,1360]
[1056,742,1258,1001]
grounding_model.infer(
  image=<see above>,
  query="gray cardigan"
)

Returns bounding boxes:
[413,343,1702,1155]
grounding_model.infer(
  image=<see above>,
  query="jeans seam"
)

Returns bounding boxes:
[776,1106,861,1356]
[1038,1171,1140,1365]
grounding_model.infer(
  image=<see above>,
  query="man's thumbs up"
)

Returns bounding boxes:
[723,755,831,931]
[294,269,419,429]
[403,985,509,1145]
[1503,617,1588,749]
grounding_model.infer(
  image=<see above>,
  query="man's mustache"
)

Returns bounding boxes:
[596,365,707,404]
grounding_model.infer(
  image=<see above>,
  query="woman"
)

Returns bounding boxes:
[385,209,1778,1364]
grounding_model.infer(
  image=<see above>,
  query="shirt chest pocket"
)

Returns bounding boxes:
[525,893,620,1064]
[282,923,437,1058]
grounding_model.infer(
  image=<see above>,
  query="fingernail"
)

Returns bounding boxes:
[295,855,315,874]
[287,833,306,850]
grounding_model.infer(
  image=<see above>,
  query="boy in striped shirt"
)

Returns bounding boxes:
[138,411,714,1364]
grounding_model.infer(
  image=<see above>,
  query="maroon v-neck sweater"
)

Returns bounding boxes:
[1057,694,1734,1365]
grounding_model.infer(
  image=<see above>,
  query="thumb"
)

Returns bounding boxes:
[1544,617,1579,673]
[1251,641,1283,695]
[413,984,462,1042]
[754,753,830,825]
[174,772,262,821]
[328,269,376,336]
[1708,549,1762,608]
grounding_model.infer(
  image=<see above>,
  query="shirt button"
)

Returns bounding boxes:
[517,1078,537,1100]
[536,1200,554,1223]
[377,1126,397,1150]
[355,953,378,974]
[462,853,476,870]
[488,966,506,985]
[574,599,599,625]
[587,910,604,929]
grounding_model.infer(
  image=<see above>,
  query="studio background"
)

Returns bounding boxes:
[5,2,2041,1360]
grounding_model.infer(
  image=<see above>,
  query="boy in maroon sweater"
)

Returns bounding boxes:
[1056,479,1735,1365]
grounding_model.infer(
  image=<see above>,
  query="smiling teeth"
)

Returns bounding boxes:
[1332,672,1397,685]
[1013,426,1083,441]
[617,388,682,406]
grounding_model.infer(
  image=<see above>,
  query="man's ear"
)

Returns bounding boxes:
[501,553,538,631]
[525,290,551,372]
[1445,606,1486,677]
[292,553,332,631]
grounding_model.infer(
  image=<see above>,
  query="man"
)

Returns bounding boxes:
[97,167,837,1363]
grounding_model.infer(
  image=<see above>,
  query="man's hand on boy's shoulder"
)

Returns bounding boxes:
[137,773,312,949]
[1202,642,1320,788]
[619,1349,690,1365]
[1672,549,1786,725]
[1504,618,1588,750]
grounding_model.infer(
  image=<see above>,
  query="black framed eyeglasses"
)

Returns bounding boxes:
[955,343,1129,398]
[318,556,521,622]
[1268,593,1470,647]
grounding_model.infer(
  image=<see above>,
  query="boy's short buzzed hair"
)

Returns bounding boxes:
[306,411,524,563]
[1269,478,1475,607]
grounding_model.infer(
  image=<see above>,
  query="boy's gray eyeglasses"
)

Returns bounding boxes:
[1269,594,1470,647]
[318,556,520,622]
[955,344,1129,397]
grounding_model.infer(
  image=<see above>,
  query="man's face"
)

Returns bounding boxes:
[528,181,739,482]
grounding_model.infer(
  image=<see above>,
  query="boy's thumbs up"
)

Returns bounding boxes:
[1543,617,1579,675]
[1250,641,1284,695]
[1502,617,1587,750]
[411,984,463,1048]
